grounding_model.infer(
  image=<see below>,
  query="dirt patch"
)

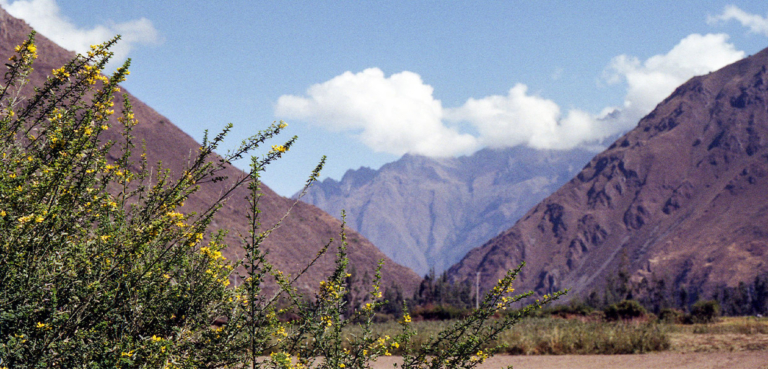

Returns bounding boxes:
[370,351,768,369]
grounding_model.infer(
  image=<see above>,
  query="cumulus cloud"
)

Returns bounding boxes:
[445,33,743,151]
[604,33,744,125]
[445,84,615,150]
[0,0,160,68]
[275,68,479,157]
[276,33,745,157]
[708,5,768,36]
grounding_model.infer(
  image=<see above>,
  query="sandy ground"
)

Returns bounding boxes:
[369,351,768,369]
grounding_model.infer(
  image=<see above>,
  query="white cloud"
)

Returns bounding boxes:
[275,68,478,157]
[0,0,160,68]
[708,5,768,36]
[605,33,744,125]
[276,33,745,156]
[445,84,613,150]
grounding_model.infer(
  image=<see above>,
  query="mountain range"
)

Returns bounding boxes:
[8,4,768,305]
[301,146,595,276]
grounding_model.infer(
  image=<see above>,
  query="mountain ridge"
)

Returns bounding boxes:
[447,46,768,300]
[0,7,421,294]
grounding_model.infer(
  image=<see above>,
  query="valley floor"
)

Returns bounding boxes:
[370,351,768,369]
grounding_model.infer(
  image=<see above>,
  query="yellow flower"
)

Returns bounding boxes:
[166,211,184,219]
[273,326,288,338]
[400,313,411,324]
[17,215,33,224]
[52,66,70,80]
[271,145,288,153]
[151,335,163,342]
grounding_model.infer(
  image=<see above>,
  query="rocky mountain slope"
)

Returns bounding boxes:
[447,47,768,300]
[301,147,594,275]
[0,8,421,293]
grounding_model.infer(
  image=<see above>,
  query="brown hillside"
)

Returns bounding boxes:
[448,47,768,300]
[0,8,420,294]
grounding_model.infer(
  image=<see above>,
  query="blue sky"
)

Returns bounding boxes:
[2,1,768,196]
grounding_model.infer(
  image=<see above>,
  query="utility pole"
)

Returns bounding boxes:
[475,271,480,310]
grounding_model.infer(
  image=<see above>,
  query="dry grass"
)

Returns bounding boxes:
[344,317,670,355]
[668,316,768,352]
[345,316,768,356]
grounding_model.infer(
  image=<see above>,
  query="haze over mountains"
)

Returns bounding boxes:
[301,146,595,276]
[448,46,768,300]
[0,8,422,294]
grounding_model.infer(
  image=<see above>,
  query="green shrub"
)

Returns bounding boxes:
[545,300,595,318]
[688,300,721,324]
[659,308,685,324]
[0,33,565,368]
[604,300,648,321]
[410,304,471,321]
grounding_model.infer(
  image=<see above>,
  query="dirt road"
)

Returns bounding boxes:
[370,351,768,369]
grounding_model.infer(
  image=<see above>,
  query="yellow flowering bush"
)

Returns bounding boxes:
[0,33,564,369]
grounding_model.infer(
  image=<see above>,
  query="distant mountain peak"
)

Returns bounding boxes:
[302,146,594,275]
